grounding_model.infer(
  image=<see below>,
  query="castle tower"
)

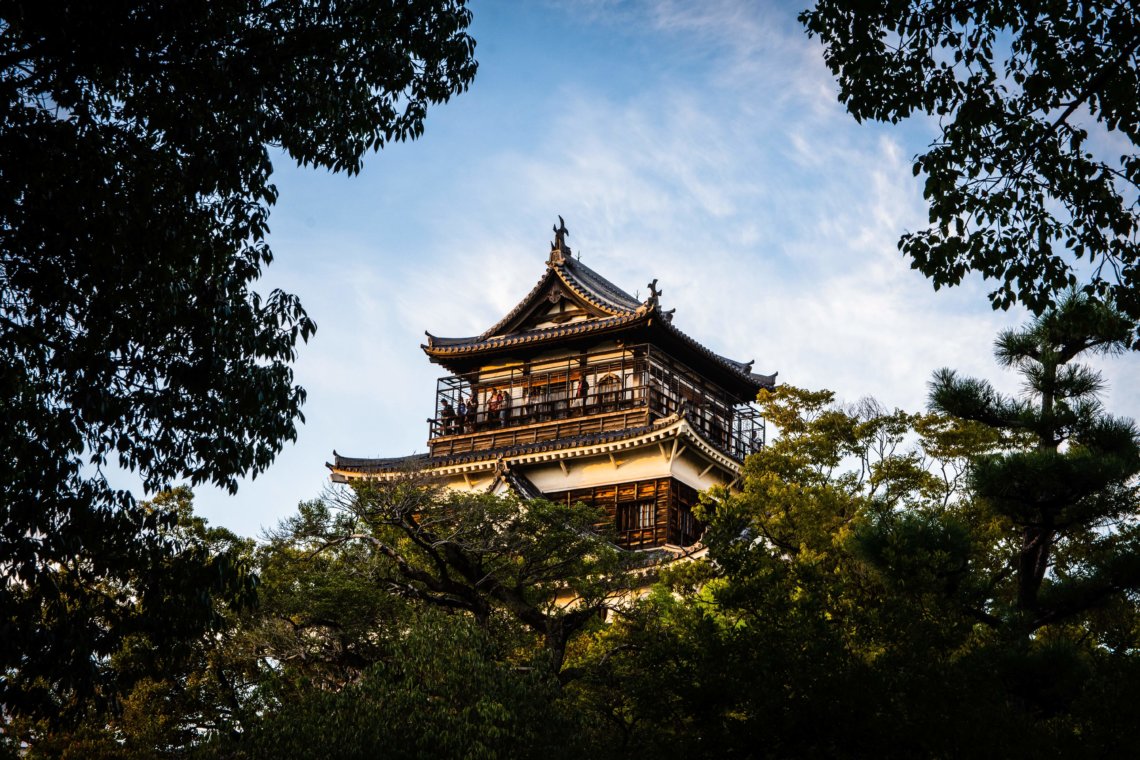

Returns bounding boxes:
[328,219,776,551]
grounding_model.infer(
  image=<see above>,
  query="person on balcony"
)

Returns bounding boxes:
[574,375,589,410]
[467,394,479,432]
[500,389,511,427]
[456,398,467,432]
[488,389,502,427]
[441,400,457,435]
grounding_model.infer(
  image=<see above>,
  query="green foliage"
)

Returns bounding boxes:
[14,483,614,757]
[224,608,580,760]
[801,1,1140,339]
[14,388,1140,757]
[272,478,632,673]
[930,293,1140,631]
[196,481,626,758]
[8,488,259,757]
[568,371,1140,756]
[0,0,476,719]
[563,386,1000,757]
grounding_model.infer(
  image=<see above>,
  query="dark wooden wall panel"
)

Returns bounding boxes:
[549,477,688,549]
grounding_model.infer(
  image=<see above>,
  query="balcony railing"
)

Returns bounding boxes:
[428,344,765,461]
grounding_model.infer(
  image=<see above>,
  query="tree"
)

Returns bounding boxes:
[801,1,1140,339]
[929,293,1140,636]
[570,377,1140,756]
[5,488,259,757]
[564,387,1017,757]
[202,480,625,758]
[0,0,477,718]
[8,480,636,755]
[275,477,634,676]
[224,608,584,760]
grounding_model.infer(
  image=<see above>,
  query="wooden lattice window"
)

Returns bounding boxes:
[617,501,656,533]
[597,373,621,408]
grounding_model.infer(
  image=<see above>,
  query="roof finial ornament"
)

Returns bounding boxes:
[548,215,571,265]
[646,278,662,308]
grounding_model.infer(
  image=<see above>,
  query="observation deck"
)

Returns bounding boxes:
[426,343,764,463]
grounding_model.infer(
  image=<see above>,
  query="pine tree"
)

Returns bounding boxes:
[929,293,1140,636]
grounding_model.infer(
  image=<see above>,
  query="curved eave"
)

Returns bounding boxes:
[424,308,776,400]
[423,311,648,361]
[556,258,642,314]
[475,266,562,340]
[328,414,745,483]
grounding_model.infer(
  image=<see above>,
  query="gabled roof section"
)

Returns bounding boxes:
[469,255,643,341]
[423,234,653,356]
[421,220,776,395]
[487,462,545,500]
[558,257,642,315]
[427,311,647,356]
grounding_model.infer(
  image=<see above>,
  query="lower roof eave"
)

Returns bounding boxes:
[329,415,745,484]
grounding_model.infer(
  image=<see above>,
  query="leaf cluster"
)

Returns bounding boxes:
[0,0,477,720]
[801,0,1140,340]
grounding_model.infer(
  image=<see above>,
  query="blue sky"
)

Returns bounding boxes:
[190,0,1140,537]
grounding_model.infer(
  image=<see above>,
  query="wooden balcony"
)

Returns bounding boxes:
[428,344,765,462]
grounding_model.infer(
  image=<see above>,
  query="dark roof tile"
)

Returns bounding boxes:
[421,249,776,395]
[330,417,681,475]
[560,257,641,312]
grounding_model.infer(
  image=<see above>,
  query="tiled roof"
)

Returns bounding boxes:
[329,451,431,470]
[558,257,642,313]
[655,319,778,392]
[425,312,646,356]
[330,417,679,475]
[473,257,641,342]
[428,255,643,349]
[421,244,777,395]
[424,306,775,392]
[475,266,562,340]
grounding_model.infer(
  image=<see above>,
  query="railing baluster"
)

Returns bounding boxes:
[428,342,764,459]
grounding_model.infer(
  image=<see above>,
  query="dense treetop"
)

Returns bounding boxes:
[0,0,476,718]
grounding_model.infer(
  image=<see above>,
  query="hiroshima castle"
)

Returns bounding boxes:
[328,219,776,551]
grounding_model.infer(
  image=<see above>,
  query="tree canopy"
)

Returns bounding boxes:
[0,0,476,718]
[6,485,619,758]
[801,0,1140,339]
[571,370,1140,757]
[12,355,1140,756]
